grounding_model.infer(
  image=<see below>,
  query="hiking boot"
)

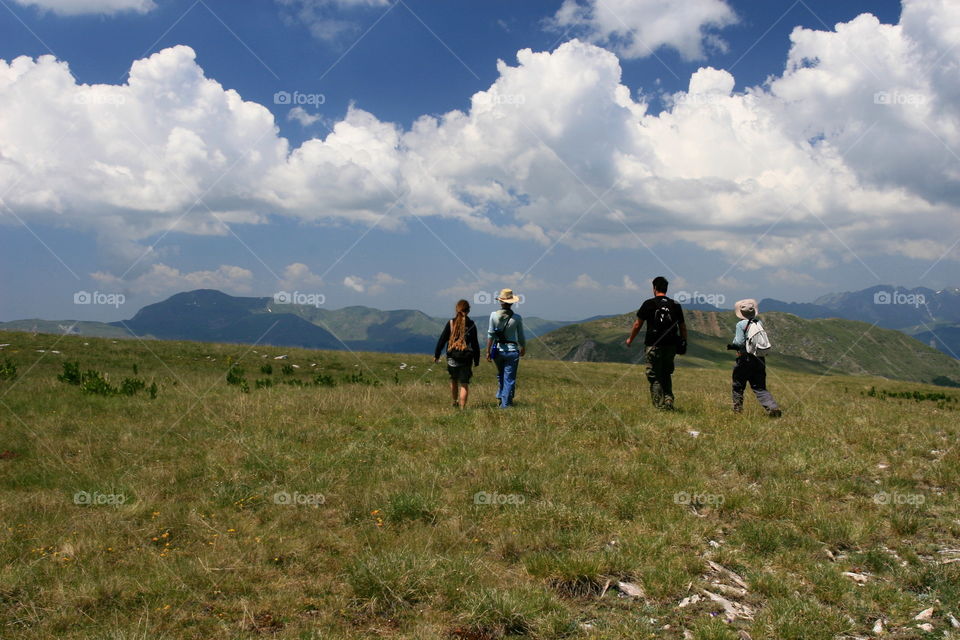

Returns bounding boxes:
[767,409,782,418]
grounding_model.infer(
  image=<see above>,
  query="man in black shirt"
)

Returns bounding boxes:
[626,276,687,410]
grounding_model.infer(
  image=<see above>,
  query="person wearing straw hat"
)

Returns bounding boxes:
[728,299,781,417]
[485,288,526,409]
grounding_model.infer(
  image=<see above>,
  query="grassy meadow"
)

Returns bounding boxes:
[0,329,959,639]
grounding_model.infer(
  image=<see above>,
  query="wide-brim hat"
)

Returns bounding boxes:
[735,299,758,320]
[496,288,521,304]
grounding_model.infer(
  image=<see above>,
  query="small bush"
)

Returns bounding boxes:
[58,362,153,397]
[225,365,249,393]
[313,373,336,387]
[343,371,381,387]
[281,364,295,375]
[58,361,82,385]
[259,364,273,375]
[0,358,17,381]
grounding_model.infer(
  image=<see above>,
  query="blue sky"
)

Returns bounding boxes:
[3,0,955,323]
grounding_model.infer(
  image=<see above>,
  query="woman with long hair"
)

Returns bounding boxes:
[434,299,481,409]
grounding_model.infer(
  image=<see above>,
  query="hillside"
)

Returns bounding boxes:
[1,329,958,639]
[0,290,571,353]
[529,309,960,385]
[0,319,131,339]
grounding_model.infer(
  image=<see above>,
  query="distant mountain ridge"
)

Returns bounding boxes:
[0,289,574,354]
[528,308,960,386]
[760,285,960,358]
[2,285,958,363]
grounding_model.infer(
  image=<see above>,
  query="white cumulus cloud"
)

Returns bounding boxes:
[12,0,156,15]
[92,263,254,295]
[1,0,960,284]
[343,272,403,295]
[550,0,737,60]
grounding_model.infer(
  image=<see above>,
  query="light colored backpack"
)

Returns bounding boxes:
[745,318,772,356]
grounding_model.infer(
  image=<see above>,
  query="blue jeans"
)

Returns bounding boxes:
[494,351,520,408]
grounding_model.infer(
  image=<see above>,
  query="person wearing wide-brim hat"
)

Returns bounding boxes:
[485,288,526,408]
[728,299,781,417]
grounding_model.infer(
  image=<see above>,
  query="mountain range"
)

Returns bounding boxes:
[528,309,960,386]
[761,285,960,358]
[1,289,570,354]
[3,285,960,386]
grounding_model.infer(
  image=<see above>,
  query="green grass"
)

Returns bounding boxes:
[0,329,959,639]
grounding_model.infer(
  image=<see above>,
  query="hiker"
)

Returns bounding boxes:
[728,299,781,417]
[434,299,481,409]
[486,288,526,409]
[626,276,687,410]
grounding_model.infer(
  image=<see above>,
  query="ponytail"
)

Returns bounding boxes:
[448,299,470,351]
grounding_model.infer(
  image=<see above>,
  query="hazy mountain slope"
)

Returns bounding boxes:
[530,309,960,384]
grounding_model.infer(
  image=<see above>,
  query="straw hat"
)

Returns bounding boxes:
[496,288,521,304]
[735,299,758,320]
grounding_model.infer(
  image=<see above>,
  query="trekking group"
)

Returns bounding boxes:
[434,279,781,416]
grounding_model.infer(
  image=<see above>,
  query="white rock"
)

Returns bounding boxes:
[274,355,288,360]
[915,607,935,620]
[677,594,701,608]
[872,618,883,634]
[916,623,933,632]
[616,581,646,599]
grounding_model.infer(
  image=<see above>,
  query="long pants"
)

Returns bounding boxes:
[644,346,676,408]
[494,351,520,408]
[732,354,779,412]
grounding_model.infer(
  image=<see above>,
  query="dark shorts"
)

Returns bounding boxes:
[447,363,473,384]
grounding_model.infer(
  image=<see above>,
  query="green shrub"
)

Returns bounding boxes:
[0,358,17,381]
[313,373,335,387]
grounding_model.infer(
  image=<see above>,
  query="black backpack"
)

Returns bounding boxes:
[648,297,679,345]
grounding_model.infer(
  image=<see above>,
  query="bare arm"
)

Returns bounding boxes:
[626,318,643,346]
